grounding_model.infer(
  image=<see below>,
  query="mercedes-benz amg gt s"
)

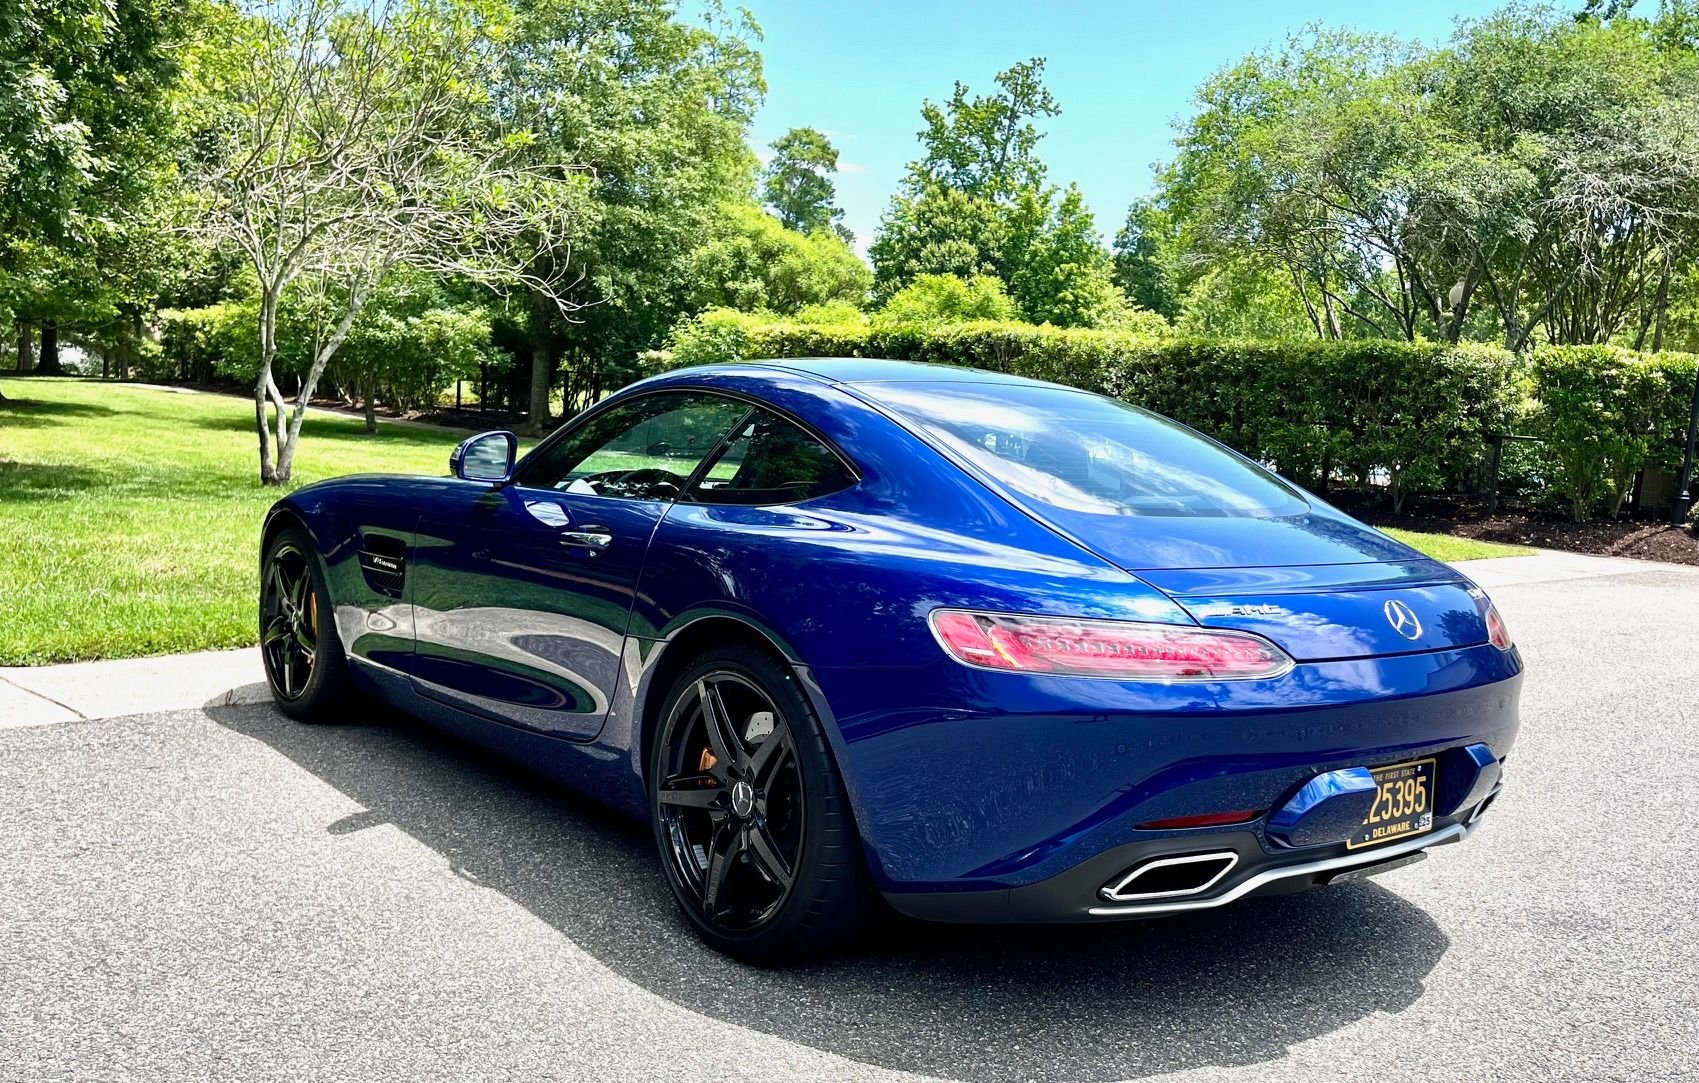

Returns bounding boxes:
[259,357,1521,961]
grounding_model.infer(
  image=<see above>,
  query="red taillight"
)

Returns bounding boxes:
[1485,602,1513,651]
[928,610,1294,681]
[1138,810,1262,830]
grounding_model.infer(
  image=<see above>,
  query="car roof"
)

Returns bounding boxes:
[733,356,1046,387]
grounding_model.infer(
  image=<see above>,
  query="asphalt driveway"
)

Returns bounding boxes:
[2,553,1697,1083]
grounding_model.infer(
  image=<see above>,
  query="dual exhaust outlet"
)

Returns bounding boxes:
[1100,850,1239,903]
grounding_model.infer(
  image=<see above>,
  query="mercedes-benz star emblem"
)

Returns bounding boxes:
[1383,599,1423,641]
[730,780,755,818]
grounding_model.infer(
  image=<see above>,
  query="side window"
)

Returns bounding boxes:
[688,409,856,506]
[517,392,750,500]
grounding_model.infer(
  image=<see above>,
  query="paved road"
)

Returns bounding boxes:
[3,559,1697,1083]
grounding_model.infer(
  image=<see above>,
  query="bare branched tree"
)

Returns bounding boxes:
[186,0,587,485]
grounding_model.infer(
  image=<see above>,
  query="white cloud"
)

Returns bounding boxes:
[837,160,867,174]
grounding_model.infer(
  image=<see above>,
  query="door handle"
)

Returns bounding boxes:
[559,527,613,552]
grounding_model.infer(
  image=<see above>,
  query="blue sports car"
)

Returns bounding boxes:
[261,357,1521,962]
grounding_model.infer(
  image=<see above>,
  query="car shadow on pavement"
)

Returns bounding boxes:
[212,704,1451,1083]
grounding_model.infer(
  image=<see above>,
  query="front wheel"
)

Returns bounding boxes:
[650,645,871,963]
[260,527,356,722]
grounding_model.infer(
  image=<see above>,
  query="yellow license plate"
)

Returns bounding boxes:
[1347,758,1437,850]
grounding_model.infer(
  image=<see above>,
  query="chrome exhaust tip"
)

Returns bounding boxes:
[1100,850,1239,902]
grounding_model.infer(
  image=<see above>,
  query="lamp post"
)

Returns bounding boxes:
[1675,362,1699,527]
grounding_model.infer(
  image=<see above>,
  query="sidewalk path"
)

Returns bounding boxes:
[2,548,1694,729]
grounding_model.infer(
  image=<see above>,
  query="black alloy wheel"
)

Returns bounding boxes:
[651,645,870,962]
[657,672,805,931]
[261,542,318,701]
[260,527,356,721]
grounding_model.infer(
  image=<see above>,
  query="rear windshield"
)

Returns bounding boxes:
[869,382,1308,518]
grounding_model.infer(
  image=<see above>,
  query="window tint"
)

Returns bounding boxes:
[517,392,750,501]
[687,409,856,506]
[872,382,1307,518]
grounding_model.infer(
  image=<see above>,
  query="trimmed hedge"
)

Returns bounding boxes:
[1528,345,1698,521]
[666,308,1698,518]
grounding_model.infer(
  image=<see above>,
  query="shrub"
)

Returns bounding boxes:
[1529,346,1698,520]
[874,273,1018,325]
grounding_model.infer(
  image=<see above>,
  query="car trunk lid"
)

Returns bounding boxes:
[1137,559,1490,661]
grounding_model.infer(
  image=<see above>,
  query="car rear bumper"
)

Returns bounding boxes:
[882,787,1499,923]
[807,643,1522,911]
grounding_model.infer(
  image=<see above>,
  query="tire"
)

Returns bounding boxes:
[260,526,357,722]
[649,643,872,963]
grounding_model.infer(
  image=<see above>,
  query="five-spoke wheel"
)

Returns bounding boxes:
[260,527,355,721]
[261,542,318,700]
[656,673,805,931]
[650,645,870,962]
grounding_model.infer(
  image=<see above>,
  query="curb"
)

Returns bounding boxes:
[0,648,268,729]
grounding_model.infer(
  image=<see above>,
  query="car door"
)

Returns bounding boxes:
[409,391,752,739]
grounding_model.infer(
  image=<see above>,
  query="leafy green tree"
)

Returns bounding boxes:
[498,0,765,421]
[0,0,193,393]
[688,203,870,314]
[1111,200,1179,320]
[183,0,586,484]
[1175,261,1319,340]
[1008,184,1123,327]
[912,57,1058,200]
[874,273,1016,324]
[761,127,849,240]
[871,58,1125,328]
[869,184,1010,301]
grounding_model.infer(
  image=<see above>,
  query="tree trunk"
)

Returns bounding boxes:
[364,384,378,433]
[526,292,553,436]
[256,290,282,486]
[1651,254,1672,354]
[16,320,35,373]
[36,321,63,376]
[274,277,380,485]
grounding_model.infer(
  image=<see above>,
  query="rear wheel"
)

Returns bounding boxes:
[650,644,871,963]
[260,527,356,721]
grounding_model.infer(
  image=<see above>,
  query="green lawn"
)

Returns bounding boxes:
[1377,528,1536,563]
[0,378,470,665]
[0,377,1533,666]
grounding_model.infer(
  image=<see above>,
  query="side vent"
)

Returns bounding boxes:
[358,533,408,597]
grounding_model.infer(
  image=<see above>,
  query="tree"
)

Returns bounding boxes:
[869,184,1010,301]
[1111,200,1179,319]
[1,0,193,395]
[1007,184,1123,327]
[183,0,586,485]
[496,0,765,418]
[761,127,849,240]
[688,203,869,314]
[912,57,1058,201]
[1154,9,1699,347]
[871,58,1126,328]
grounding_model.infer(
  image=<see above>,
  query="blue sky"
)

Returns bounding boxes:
[747,0,1505,252]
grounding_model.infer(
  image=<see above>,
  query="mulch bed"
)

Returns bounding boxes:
[1346,496,1699,567]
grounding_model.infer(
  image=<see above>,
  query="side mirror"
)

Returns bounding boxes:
[451,430,517,483]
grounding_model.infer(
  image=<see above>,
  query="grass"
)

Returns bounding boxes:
[0,377,1535,666]
[0,378,472,665]
[1377,528,1537,563]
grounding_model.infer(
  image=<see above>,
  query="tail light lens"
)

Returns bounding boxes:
[1485,602,1513,651]
[928,610,1294,681]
